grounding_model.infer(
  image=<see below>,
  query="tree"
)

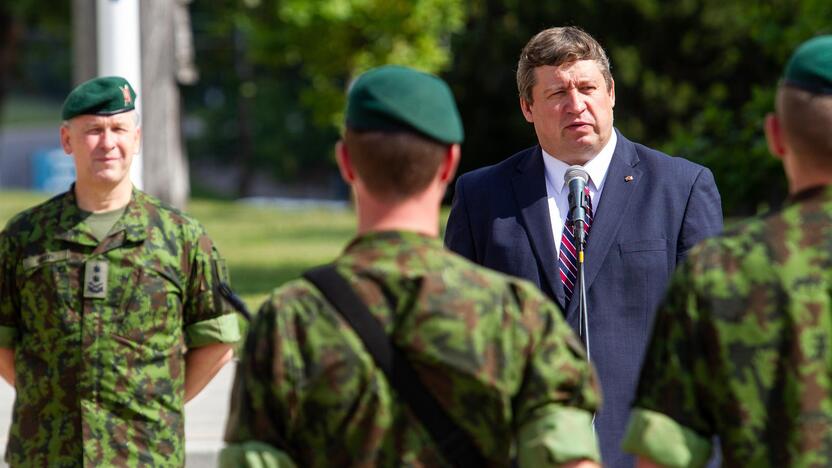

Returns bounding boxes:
[186,0,467,196]
[247,0,466,127]
[70,0,95,84]
[140,0,196,209]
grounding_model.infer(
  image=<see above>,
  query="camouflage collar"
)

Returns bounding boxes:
[54,185,149,245]
[53,187,99,246]
[787,184,832,205]
[344,230,442,253]
[108,188,152,243]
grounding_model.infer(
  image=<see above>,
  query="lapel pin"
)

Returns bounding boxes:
[624,175,634,182]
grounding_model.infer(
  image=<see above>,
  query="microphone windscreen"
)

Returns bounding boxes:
[564,165,589,184]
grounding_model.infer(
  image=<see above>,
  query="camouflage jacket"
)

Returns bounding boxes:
[622,185,832,467]
[0,188,240,467]
[221,230,600,467]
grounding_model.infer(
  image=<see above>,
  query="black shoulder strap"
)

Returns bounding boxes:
[303,264,486,468]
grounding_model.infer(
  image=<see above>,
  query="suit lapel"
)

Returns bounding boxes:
[511,147,566,308]
[566,132,641,319]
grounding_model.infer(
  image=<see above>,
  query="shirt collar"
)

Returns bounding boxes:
[344,230,441,254]
[542,130,618,193]
[786,184,832,205]
[54,186,98,246]
[110,187,151,242]
[55,185,148,245]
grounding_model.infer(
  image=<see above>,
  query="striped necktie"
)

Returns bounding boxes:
[559,187,593,302]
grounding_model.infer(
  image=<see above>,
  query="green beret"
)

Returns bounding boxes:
[346,65,464,144]
[783,35,832,94]
[61,76,137,120]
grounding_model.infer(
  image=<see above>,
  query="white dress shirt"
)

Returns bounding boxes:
[543,131,617,259]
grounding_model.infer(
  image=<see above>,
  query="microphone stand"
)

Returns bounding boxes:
[568,184,591,361]
[573,216,590,362]
[573,197,592,431]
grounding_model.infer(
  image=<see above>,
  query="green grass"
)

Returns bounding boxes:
[0,191,356,312]
[0,191,50,223]
[188,198,355,308]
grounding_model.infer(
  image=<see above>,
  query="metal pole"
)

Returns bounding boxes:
[96,0,143,189]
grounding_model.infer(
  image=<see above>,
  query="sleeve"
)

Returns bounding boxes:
[0,229,19,348]
[513,285,602,465]
[183,224,241,348]
[444,175,478,262]
[219,441,297,468]
[185,314,241,348]
[677,167,723,263]
[621,259,715,467]
[223,292,301,465]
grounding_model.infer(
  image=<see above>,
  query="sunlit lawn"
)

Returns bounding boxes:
[189,198,356,309]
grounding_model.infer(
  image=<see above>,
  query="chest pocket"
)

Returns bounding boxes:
[617,238,669,322]
[20,251,83,335]
[116,266,184,353]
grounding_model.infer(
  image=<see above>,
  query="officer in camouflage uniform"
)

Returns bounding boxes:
[0,76,241,466]
[622,36,832,467]
[221,65,602,467]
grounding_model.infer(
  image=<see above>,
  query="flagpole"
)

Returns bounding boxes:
[96,0,143,189]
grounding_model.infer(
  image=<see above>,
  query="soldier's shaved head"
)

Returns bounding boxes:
[776,35,832,168]
[343,129,446,199]
[777,88,832,165]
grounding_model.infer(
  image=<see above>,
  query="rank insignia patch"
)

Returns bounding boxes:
[84,260,108,299]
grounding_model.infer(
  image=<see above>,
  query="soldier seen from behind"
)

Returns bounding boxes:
[0,76,241,466]
[622,36,832,467]
[221,65,602,467]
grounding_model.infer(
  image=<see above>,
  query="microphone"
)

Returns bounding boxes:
[564,165,590,249]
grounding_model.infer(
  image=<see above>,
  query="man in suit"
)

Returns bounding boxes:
[445,26,723,467]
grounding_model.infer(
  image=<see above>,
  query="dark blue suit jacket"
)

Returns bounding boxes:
[444,131,723,467]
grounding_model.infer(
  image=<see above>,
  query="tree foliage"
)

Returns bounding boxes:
[249,0,466,127]
[1,1,71,99]
[6,0,830,212]
[186,0,466,194]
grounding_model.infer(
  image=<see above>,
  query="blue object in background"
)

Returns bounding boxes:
[32,147,75,193]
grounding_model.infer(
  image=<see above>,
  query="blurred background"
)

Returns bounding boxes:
[3,0,831,216]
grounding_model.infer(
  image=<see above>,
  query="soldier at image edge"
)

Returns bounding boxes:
[0,76,241,466]
[622,35,832,467]
[220,65,603,467]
